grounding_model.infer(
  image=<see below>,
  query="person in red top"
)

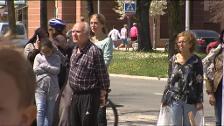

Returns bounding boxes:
[129,22,138,41]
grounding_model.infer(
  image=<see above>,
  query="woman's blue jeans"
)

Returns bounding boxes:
[35,78,59,126]
[170,101,197,126]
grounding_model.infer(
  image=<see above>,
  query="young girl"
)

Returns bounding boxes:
[33,38,61,126]
[90,13,113,126]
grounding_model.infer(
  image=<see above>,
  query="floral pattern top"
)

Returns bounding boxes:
[162,54,203,104]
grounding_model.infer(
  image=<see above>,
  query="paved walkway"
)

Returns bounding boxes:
[107,74,216,126]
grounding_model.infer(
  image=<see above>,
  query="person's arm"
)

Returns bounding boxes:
[33,54,45,75]
[103,38,113,67]
[196,58,204,103]
[24,43,33,58]
[108,30,112,37]
[135,27,138,38]
[161,56,175,106]
[194,57,204,110]
[95,49,110,90]
[40,54,61,75]
[117,30,121,39]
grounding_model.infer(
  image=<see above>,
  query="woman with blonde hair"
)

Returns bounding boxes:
[161,31,203,125]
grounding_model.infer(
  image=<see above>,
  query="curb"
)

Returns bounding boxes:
[109,74,167,81]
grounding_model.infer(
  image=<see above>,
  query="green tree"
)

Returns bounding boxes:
[7,0,16,38]
[167,0,183,77]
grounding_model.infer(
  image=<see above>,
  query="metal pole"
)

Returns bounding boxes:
[153,17,156,49]
[97,0,100,14]
[185,0,190,31]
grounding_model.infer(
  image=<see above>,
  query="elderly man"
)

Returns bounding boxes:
[54,21,110,126]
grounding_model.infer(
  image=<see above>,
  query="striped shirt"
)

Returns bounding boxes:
[68,41,110,92]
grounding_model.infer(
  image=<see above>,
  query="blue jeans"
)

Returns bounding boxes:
[35,77,59,126]
[170,101,197,126]
[214,82,222,126]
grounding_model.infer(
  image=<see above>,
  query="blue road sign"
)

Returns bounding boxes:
[124,2,136,13]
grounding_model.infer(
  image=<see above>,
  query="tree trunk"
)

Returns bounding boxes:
[136,0,152,51]
[7,0,16,38]
[87,0,94,17]
[167,0,183,77]
[40,0,48,32]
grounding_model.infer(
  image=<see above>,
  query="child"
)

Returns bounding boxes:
[0,45,36,126]
[33,38,61,126]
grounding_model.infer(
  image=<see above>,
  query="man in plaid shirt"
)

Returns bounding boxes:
[55,21,110,126]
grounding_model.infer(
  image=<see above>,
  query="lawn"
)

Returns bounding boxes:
[109,50,169,78]
[109,50,206,78]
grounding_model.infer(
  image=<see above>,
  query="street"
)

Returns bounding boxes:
[108,75,216,126]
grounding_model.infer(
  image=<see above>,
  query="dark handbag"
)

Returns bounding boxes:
[162,87,175,105]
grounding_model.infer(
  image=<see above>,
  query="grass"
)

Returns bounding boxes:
[109,50,169,78]
[109,50,206,78]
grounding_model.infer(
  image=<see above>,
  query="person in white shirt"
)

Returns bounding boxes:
[118,24,129,50]
[108,25,120,48]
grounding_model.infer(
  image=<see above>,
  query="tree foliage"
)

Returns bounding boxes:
[114,0,167,19]
[209,1,224,24]
[149,0,167,16]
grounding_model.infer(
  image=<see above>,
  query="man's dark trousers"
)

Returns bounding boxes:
[70,90,100,126]
[98,106,107,126]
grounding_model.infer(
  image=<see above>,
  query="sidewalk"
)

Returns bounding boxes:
[110,73,167,81]
[113,47,165,52]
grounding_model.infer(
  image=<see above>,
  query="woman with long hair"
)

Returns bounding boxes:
[24,28,48,65]
[90,13,113,126]
[33,38,61,126]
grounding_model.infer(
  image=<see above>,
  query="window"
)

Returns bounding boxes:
[1,24,25,35]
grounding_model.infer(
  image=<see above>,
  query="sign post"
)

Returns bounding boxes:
[124,2,136,13]
[124,1,136,34]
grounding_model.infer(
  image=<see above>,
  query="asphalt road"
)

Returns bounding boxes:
[108,75,216,126]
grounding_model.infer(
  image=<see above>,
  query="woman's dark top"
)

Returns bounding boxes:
[162,54,203,105]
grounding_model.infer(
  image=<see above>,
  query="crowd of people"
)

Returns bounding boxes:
[0,13,223,126]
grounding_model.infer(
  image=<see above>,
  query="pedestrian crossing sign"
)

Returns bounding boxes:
[124,2,136,13]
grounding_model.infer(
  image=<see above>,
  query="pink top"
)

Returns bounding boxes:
[129,26,138,38]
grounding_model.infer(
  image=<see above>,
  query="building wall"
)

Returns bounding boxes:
[27,1,40,38]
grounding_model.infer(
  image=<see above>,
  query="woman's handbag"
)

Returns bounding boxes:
[157,105,173,126]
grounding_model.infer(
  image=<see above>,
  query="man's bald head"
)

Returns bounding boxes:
[72,21,90,46]
[73,21,90,35]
